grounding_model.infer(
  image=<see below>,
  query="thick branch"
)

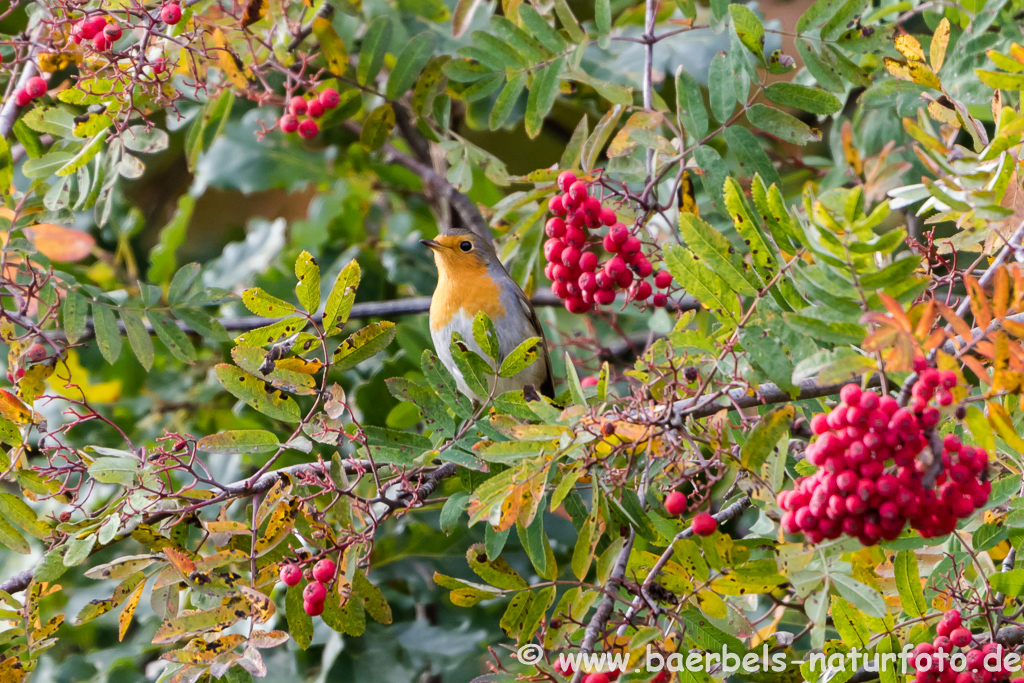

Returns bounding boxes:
[0,47,38,139]
[570,529,636,683]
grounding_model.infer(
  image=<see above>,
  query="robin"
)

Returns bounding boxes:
[421,228,554,403]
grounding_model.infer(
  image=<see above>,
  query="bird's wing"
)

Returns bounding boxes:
[512,286,556,399]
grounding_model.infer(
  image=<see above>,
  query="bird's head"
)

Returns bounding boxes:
[420,230,498,277]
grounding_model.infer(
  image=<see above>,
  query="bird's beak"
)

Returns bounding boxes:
[420,239,443,251]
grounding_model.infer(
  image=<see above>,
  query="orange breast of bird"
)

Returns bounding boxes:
[430,259,506,332]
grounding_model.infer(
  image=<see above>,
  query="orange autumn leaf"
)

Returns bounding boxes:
[0,208,95,262]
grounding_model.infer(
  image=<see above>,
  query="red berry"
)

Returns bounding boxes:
[595,289,616,306]
[557,171,577,193]
[151,57,166,74]
[652,293,668,307]
[631,280,652,301]
[944,609,962,629]
[103,22,122,40]
[279,114,299,133]
[288,96,308,116]
[565,296,590,314]
[280,564,302,586]
[545,217,566,239]
[949,627,972,648]
[569,181,589,201]
[304,599,324,616]
[312,559,336,583]
[548,195,567,215]
[691,512,717,536]
[604,257,627,281]
[303,581,327,604]
[664,491,687,516]
[25,344,47,363]
[319,88,340,109]
[598,207,617,226]
[25,77,47,99]
[579,251,598,272]
[161,3,182,24]
[93,34,112,50]
[564,227,586,248]
[939,370,957,388]
[306,99,325,118]
[580,376,598,388]
[14,89,32,107]
[634,257,653,278]
[298,119,319,139]
[654,270,673,289]
[840,383,861,405]
[79,18,100,39]
[584,674,609,683]
[652,672,671,683]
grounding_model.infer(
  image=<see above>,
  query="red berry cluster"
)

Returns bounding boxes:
[70,16,122,51]
[279,89,340,139]
[279,558,336,616]
[543,171,673,314]
[778,372,990,546]
[13,76,48,108]
[912,611,1022,683]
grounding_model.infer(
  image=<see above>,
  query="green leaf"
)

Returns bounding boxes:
[893,550,927,617]
[57,132,105,177]
[489,72,526,131]
[0,493,49,539]
[860,256,921,289]
[729,4,765,64]
[498,337,543,377]
[148,195,196,285]
[525,57,564,139]
[324,260,361,333]
[332,321,397,371]
[386,32,436,100]
[62,290,89,344]
[723,126,780,187]
[831,573,887,619]
[286,584,312,648]
[0,136,13,194]
[739,405,794,471]
[87,456,139,485]
[763,82,842,115]
[675,68,708,139]
[552,0,584,43]
[989,569,1024,597]
[168,263,201,306]
[357,16,393,86]
[197,430,279,455]
[215,364,302,423]
[663,243,739,323]
[518,6,567,54]
[92,303,122,364]
[678,213,758,296]
[472,312,501,361]
[362,426,431,464]
[796,38,845,92]
[708,53,736,123]
[746,104,822,145]
[360,103,395,151]
[184,89,234,171]
[819,0,862,40]
[467,543,529,589]
[582,105,624,171]
[352,570,392,624]
[294,251,321,314]
[829,595,871,648]
[148,310,197,363]
[595,0,611,35]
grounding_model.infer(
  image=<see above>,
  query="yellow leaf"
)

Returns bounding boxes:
[212,29,252,89]
[312,17,348,76]
[0,389,32,424]
[884,57,912,81]
[0,656,27,683]
[930,18,950,72]
[987,402,1024,454]
[118,581,145,641]
[908,61,941,89]
[47,350,122,403]
[895,33,926,62]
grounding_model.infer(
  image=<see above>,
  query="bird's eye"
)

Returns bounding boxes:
[459,240,472,252]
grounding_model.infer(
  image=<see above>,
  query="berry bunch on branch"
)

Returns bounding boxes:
[779,370,990,546]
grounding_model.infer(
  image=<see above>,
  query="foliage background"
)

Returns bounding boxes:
[2,0,1024,681]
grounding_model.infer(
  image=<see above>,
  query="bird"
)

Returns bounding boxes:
[421,228,554,403]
